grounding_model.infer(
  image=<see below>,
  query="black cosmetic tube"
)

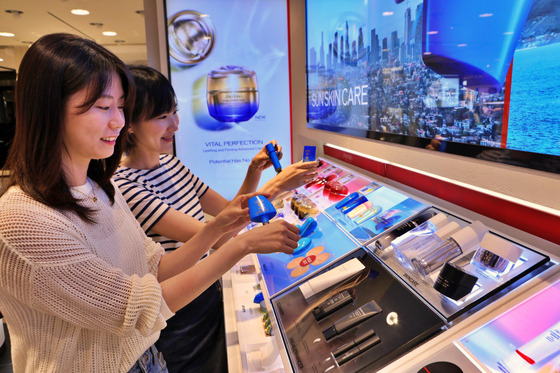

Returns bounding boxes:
[332,329,376,357]
[312,290,353,322]
[322,300,382,341]
[335,334,381,365]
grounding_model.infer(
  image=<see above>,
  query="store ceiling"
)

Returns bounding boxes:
[0,0,147,70]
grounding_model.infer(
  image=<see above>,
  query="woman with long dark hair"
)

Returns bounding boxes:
[0,33,298,373]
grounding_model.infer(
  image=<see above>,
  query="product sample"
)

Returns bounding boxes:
[471,233,522,275]
[346,201,373,219]
[502,320,560,368]
[312,290,353,321]
[341,195,369,214]
[303,145,317,161]
[248,195,276,224]
[412,221,488,276]
[328,182,349,202]
[265,143,282,174]
[396,221,461,270]
[299,258,366,300]
[354,205,383,225]
[322,300,382,340]
[331,329,376,357]
[206,65,259,122]
[433,262,478,300]
[374,210,437,251]
[390,213,449,252]
[335,334,381,365]
[335,192,361,210]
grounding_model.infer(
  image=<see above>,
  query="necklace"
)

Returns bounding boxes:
[73,179,98,202]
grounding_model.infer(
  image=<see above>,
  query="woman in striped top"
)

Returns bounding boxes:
[114,65,318,372]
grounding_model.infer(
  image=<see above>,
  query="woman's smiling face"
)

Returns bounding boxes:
[132,107,179,155]
[62,72,125,173]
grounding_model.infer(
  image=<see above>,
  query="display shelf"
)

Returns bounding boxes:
[225,157,558,372]
[366,208,551,322]
[271,248,445,372]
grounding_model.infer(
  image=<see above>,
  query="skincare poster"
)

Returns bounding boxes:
[458,279,560,372]
[165,0,292,199]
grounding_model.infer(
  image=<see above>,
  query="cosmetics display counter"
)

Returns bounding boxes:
[223,158,556,372]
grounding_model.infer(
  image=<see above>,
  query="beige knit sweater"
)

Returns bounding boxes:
[0,182,174,372]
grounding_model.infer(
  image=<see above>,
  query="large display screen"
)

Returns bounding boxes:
[305,0,560,173]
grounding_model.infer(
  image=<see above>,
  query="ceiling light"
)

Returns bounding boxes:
[0,32,15,37]
[382,11,394,16]
[71,9,90,16]
[479,13,493,18]
[0,58,4,62]
[5,10,24,17]
[103,31,117,36]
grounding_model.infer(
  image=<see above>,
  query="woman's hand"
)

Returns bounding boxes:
[237,219,300,255]
[251,140,283,172]
[269,161,319,193]
[211,192,269,235]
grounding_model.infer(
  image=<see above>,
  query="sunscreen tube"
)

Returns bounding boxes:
[505,320,560,366]
[299,258,365,300]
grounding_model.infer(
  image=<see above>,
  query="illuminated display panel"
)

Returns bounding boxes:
[305,0,560,173]
[458,279,560,372]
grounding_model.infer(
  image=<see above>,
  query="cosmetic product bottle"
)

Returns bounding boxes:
[290,194,304,211]
[411,221,488,276]
[433,262,478,300]
[471,233,522,276]
[354,205,383,225]
[501,320,560,369]
[321,300,382,341]
[340,195,369,214]
[298,199,317,220]
[331,329,376,357]
[335,334,381,365]
[374,210,438,252]
[390,213,449,252]
[206,65,259,123]
[293,197,311,217]
[321,174,354,197]
[312,290,353,321]
[248,195,277,224]
[265,143,282,174]
[396,221,461,270]
[346,201,373,219]
[335,192,361,210]
[299,258,366,300]
[328,183,349,202]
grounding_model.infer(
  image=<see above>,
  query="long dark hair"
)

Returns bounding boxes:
[1,33,135,223]
[125,65,176,153]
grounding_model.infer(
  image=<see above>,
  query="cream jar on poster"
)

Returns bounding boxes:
[206,65,259,123]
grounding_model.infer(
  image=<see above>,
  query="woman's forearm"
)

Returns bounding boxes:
[157,220,225,280]
[159,238,248,312]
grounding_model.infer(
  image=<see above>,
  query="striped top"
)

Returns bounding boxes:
[114,153,209,253]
